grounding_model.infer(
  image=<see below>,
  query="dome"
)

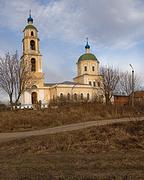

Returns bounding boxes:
[27,10,33,24]
[78,53,99,63]
[85,42,90,49]
[27,15,33,23]
[24,24,38,32]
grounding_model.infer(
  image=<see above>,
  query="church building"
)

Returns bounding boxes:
[20,13,104,108]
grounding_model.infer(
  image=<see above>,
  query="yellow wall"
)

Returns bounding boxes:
[49,85,100,101]
[22,26,44,88]
[77,59,99,76]
[74,58,103,87]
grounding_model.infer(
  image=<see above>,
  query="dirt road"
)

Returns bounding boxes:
[0,116,143,143]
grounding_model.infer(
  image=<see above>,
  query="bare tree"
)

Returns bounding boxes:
[0,52,34,108]
[100,66,119,104]
[118,71,141,95]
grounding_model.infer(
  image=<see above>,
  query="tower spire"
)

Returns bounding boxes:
[27,10,33,24]
[86,37,88,44]
[29,9,31,18]
[29,10,31,16]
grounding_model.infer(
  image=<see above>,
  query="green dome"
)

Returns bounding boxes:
[24,24,38,31]
[78,53,98,62]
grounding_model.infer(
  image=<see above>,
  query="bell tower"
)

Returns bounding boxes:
[21,11,44,87]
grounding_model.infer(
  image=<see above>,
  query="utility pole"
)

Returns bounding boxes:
[129,64,134,106]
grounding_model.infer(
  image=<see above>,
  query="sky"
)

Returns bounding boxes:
[0,0,144,101]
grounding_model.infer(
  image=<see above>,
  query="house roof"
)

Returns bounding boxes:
[134,91,144,98]
[114,91,144,98]
[114,94,129,97]
[44,83,57,87]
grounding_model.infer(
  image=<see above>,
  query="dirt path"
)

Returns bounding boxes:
[0,116,144,143]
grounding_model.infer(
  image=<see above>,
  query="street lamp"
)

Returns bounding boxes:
[129,64,134,106]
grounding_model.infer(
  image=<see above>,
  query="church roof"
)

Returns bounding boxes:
[44,81,90,87]
[27,16,33,23]
[24,24,38,31]
[78,53,99,63]
[61,81,76,85]
[85,42,90,49]
[27,10,33,24]
[44,83,57,87]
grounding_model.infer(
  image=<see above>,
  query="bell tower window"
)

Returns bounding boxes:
[31,58,36,72]
[30,40,35,50]
[31,31,34,36]
[84,66,87,71]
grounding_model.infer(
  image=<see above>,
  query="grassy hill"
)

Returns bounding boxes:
[0,103,144,132]
[0,120,144,179]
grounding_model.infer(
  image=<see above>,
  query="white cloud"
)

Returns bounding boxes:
[0,0,144,101]
[0,0,144,81]
[0,0,144,49]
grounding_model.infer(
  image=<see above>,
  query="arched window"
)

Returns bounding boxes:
[84,66,87,71]
[93,81,96,87]
[87,93,90,101]
[31,92,37,104]
[89,81,92,86]
[32,85,37,89]
[81,93,83,100]
[92,66,95,71]
[31,31,34,36]
[30,40,35,50]
[31,58,36,72]
[60,93,63,100]
[67,93,70,100]
[98,82,101,87]
[74,93,77,101]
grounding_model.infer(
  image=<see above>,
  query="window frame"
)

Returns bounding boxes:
[84,66,87,71]
[31,31,34,36]
[30,40,36,50]
[87,93,90,101]
[31,58,36,72]
[81,93,84,100]
[67,93,70,100]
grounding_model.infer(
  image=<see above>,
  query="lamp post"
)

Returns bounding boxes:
[129,64,134,106]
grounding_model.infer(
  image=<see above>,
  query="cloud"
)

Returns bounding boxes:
[0,0,144,50]
[0,0,144,78]
[0,0,144,101]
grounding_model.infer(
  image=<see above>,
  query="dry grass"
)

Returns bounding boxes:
[0,102,144,132]
[0,120,144,179]
[1,120,144,153]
